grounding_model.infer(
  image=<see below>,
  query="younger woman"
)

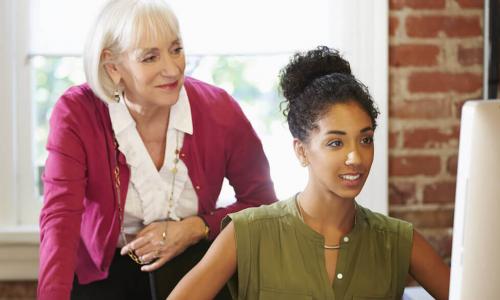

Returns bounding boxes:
[168,46,450,300]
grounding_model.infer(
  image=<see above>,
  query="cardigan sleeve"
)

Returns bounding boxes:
[38,94,87,300]
[199,92,277,239]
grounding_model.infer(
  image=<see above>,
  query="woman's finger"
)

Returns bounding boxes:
[139,248,162,264]
[141,255,170,272]
[120,235,150,255]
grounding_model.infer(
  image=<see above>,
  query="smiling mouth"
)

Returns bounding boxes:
[156,81,178,89]
[339,174,361,181]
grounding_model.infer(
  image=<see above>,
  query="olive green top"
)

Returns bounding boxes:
[222,197,413,300]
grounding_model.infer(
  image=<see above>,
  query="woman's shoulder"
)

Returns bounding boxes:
[184,77,229,101]
[229,198,296,225]
[358,204,413,236]
[50,83,109,133]
[53,83,105,115]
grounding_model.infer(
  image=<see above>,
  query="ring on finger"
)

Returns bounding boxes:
[159,230,167,246]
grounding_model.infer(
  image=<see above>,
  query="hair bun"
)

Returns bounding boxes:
[279,46,351,100]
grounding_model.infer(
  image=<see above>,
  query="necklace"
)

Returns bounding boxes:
[113,130,181,265]
[295,194,356,251]
[166,131,180,217]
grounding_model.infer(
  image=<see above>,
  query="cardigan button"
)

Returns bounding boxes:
[195,185,200,190]
[181,153,186,157]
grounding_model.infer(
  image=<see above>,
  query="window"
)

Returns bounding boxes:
[0,0,388,279]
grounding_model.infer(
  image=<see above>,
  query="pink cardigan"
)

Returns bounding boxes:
[38,77,277,299]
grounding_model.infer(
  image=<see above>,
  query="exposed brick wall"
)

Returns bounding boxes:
[388,0,483,266]
[0,282,36,300]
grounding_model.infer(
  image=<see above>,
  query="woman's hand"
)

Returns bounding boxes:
[120,216,208,272]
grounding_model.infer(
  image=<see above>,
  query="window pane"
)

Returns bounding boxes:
[32,56,85,197]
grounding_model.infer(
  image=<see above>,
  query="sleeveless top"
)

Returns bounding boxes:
[222,197,413,300]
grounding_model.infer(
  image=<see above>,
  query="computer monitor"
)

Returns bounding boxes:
[449,99,500,299]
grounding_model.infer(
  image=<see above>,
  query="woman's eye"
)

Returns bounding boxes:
[361,136,374,145]
[172,47,183,55]
[327,140,343,148]
[142,55,157,63]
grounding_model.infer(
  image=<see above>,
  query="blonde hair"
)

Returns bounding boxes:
[83,0,181,102]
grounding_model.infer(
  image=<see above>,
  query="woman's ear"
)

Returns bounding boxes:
[293,138,309,167]
[102,49,122,85]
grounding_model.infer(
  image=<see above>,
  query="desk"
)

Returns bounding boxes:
[403,286,434,300]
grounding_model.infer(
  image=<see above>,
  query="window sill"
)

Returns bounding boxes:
[0,226,39,280]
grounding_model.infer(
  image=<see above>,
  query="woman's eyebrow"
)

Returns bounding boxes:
[325,130,346,135]
[325,127,374,136]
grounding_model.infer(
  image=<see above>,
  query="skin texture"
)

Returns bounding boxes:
[168,102,450,299]
[103,35,207,272]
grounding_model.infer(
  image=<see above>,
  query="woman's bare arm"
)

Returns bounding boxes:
[410,229,450,300]
[167,222,237,300]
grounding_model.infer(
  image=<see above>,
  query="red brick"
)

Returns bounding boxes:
[406,16,481,38]
[406,16,442,37]
[389,155,441,176]
[456,0,484,8]
[389,16,399,36]
[390,0,446,9]
[390,44,440,67]
[447,154,458,175]
[458,46,483,66]
[390,0,405,9]
[408,72,482,93]
[423,181,456,203]
[389,208,454,228]
[403,126,460,148]
[389,181,417,205]
[0,282,37,297]
[390,98,452,119]
[389,131,399,148]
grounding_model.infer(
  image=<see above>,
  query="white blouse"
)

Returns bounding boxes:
[108,87,198,240]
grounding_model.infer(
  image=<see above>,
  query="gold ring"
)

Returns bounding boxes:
[159,231,167,246]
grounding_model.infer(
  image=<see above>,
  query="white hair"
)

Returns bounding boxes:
[83,0,181,102]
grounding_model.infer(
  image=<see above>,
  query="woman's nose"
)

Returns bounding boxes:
[345,150,361,166]
[160,55,181,77]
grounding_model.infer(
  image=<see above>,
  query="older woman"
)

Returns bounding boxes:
[37,0,276,299]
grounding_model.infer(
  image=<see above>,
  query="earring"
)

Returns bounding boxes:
[301,160,309,167]
[113,88,121,103]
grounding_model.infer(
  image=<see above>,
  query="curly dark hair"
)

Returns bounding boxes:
[279,46,380,142]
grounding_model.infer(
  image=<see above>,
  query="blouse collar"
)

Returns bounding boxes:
[108,85,193,136]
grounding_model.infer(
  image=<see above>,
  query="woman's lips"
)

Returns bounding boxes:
[338,173,363,187]
[156,80,178,90]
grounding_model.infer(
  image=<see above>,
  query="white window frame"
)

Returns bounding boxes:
[0,0,40,280]
[331,0,389,215]
[0,0,388,280]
